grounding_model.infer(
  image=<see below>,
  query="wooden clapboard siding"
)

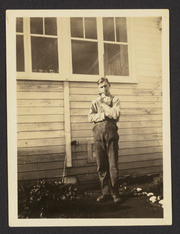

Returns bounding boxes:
[17,80,65,180]
[17,17,163,183]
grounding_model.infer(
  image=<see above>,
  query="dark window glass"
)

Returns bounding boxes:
[30,18,43,34]
[104,43,129,76]
[16,35,25,72]
[103,17,115,41]
[85,18,97,39]
[116,17,127,42]
[70,18,83,38]
[31,37,59,73]
[71,40,99,75]
[45,18,57,35]
[16,18,23,33]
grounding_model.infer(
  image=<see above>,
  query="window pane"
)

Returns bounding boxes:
[16,35,24,72]
[85,18,97,39]
[16,18,23,33]
[45,18,57,35]
[30,18,43,34]
[116,17,127,42]
[71,18,83,38]
[104,43,129,76]
[71,40,99,75]
[31,37,59,73]
[103,17,115,41]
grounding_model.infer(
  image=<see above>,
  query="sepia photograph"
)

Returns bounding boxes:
[6,9,171,226]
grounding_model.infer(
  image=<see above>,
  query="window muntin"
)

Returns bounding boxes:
[16,17,25,72]
[103,17,129,76]
[30,17,59,73]
[70,17,99,75]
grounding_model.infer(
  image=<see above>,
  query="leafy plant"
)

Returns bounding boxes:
[18,180,84,218]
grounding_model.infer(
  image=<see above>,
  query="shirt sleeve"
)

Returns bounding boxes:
[100,97,121,121]
[88,100,105,123]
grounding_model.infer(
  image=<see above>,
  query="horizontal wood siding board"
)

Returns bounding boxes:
[71,128,162,138]
[70,102,162,109]
[18,130,65,140]
[71,115,162,123]
[18,137,65,148]
[18,145,66,156]
[135,57,161,66]
[17,80,63,92]
[17,100,64,107]
[71,108,162,116]
[18,115,64,123]
[18,154,66,164]
[17,107,64,116]
[71,121,162,131]
[68,140,163,152]
[70,82,162,90]
[70,87,161,96]
[18,122,64,132]
[18,152,87,165]
[17,92,64,100]
[70,95,162,102]
[72,133,162,143]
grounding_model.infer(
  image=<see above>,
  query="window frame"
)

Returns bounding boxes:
[16,17,137,83]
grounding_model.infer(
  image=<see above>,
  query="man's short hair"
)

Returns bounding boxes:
[97,77,111,86]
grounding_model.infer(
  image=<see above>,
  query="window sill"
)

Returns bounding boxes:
[17,72,138,84]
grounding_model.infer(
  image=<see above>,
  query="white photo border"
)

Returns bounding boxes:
[6,9,171,226]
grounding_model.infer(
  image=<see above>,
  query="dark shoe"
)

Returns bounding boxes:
[96,194,111,202]
[112,195,121,203]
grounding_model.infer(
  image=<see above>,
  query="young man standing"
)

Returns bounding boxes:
[88,77,121,203]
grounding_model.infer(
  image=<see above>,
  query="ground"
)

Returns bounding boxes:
[18,174,163,218]
[46,189,163,218]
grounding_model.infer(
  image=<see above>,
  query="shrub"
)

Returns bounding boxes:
[18,180,83,218]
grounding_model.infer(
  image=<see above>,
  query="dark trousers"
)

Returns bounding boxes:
[93,120,119,196]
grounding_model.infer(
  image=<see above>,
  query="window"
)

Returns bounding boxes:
[70,18,99,75]
[103,17,129,76]
[16,17,135,83]
[70,17,130,78]
[30,18,59,73]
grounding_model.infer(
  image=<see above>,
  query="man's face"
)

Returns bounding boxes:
[98,81,110,96]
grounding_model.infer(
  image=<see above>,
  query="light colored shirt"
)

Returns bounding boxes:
[88,94,121,123]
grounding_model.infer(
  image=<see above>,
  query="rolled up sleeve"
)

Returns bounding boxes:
[101,97,121,121]
[88,101,105,123]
